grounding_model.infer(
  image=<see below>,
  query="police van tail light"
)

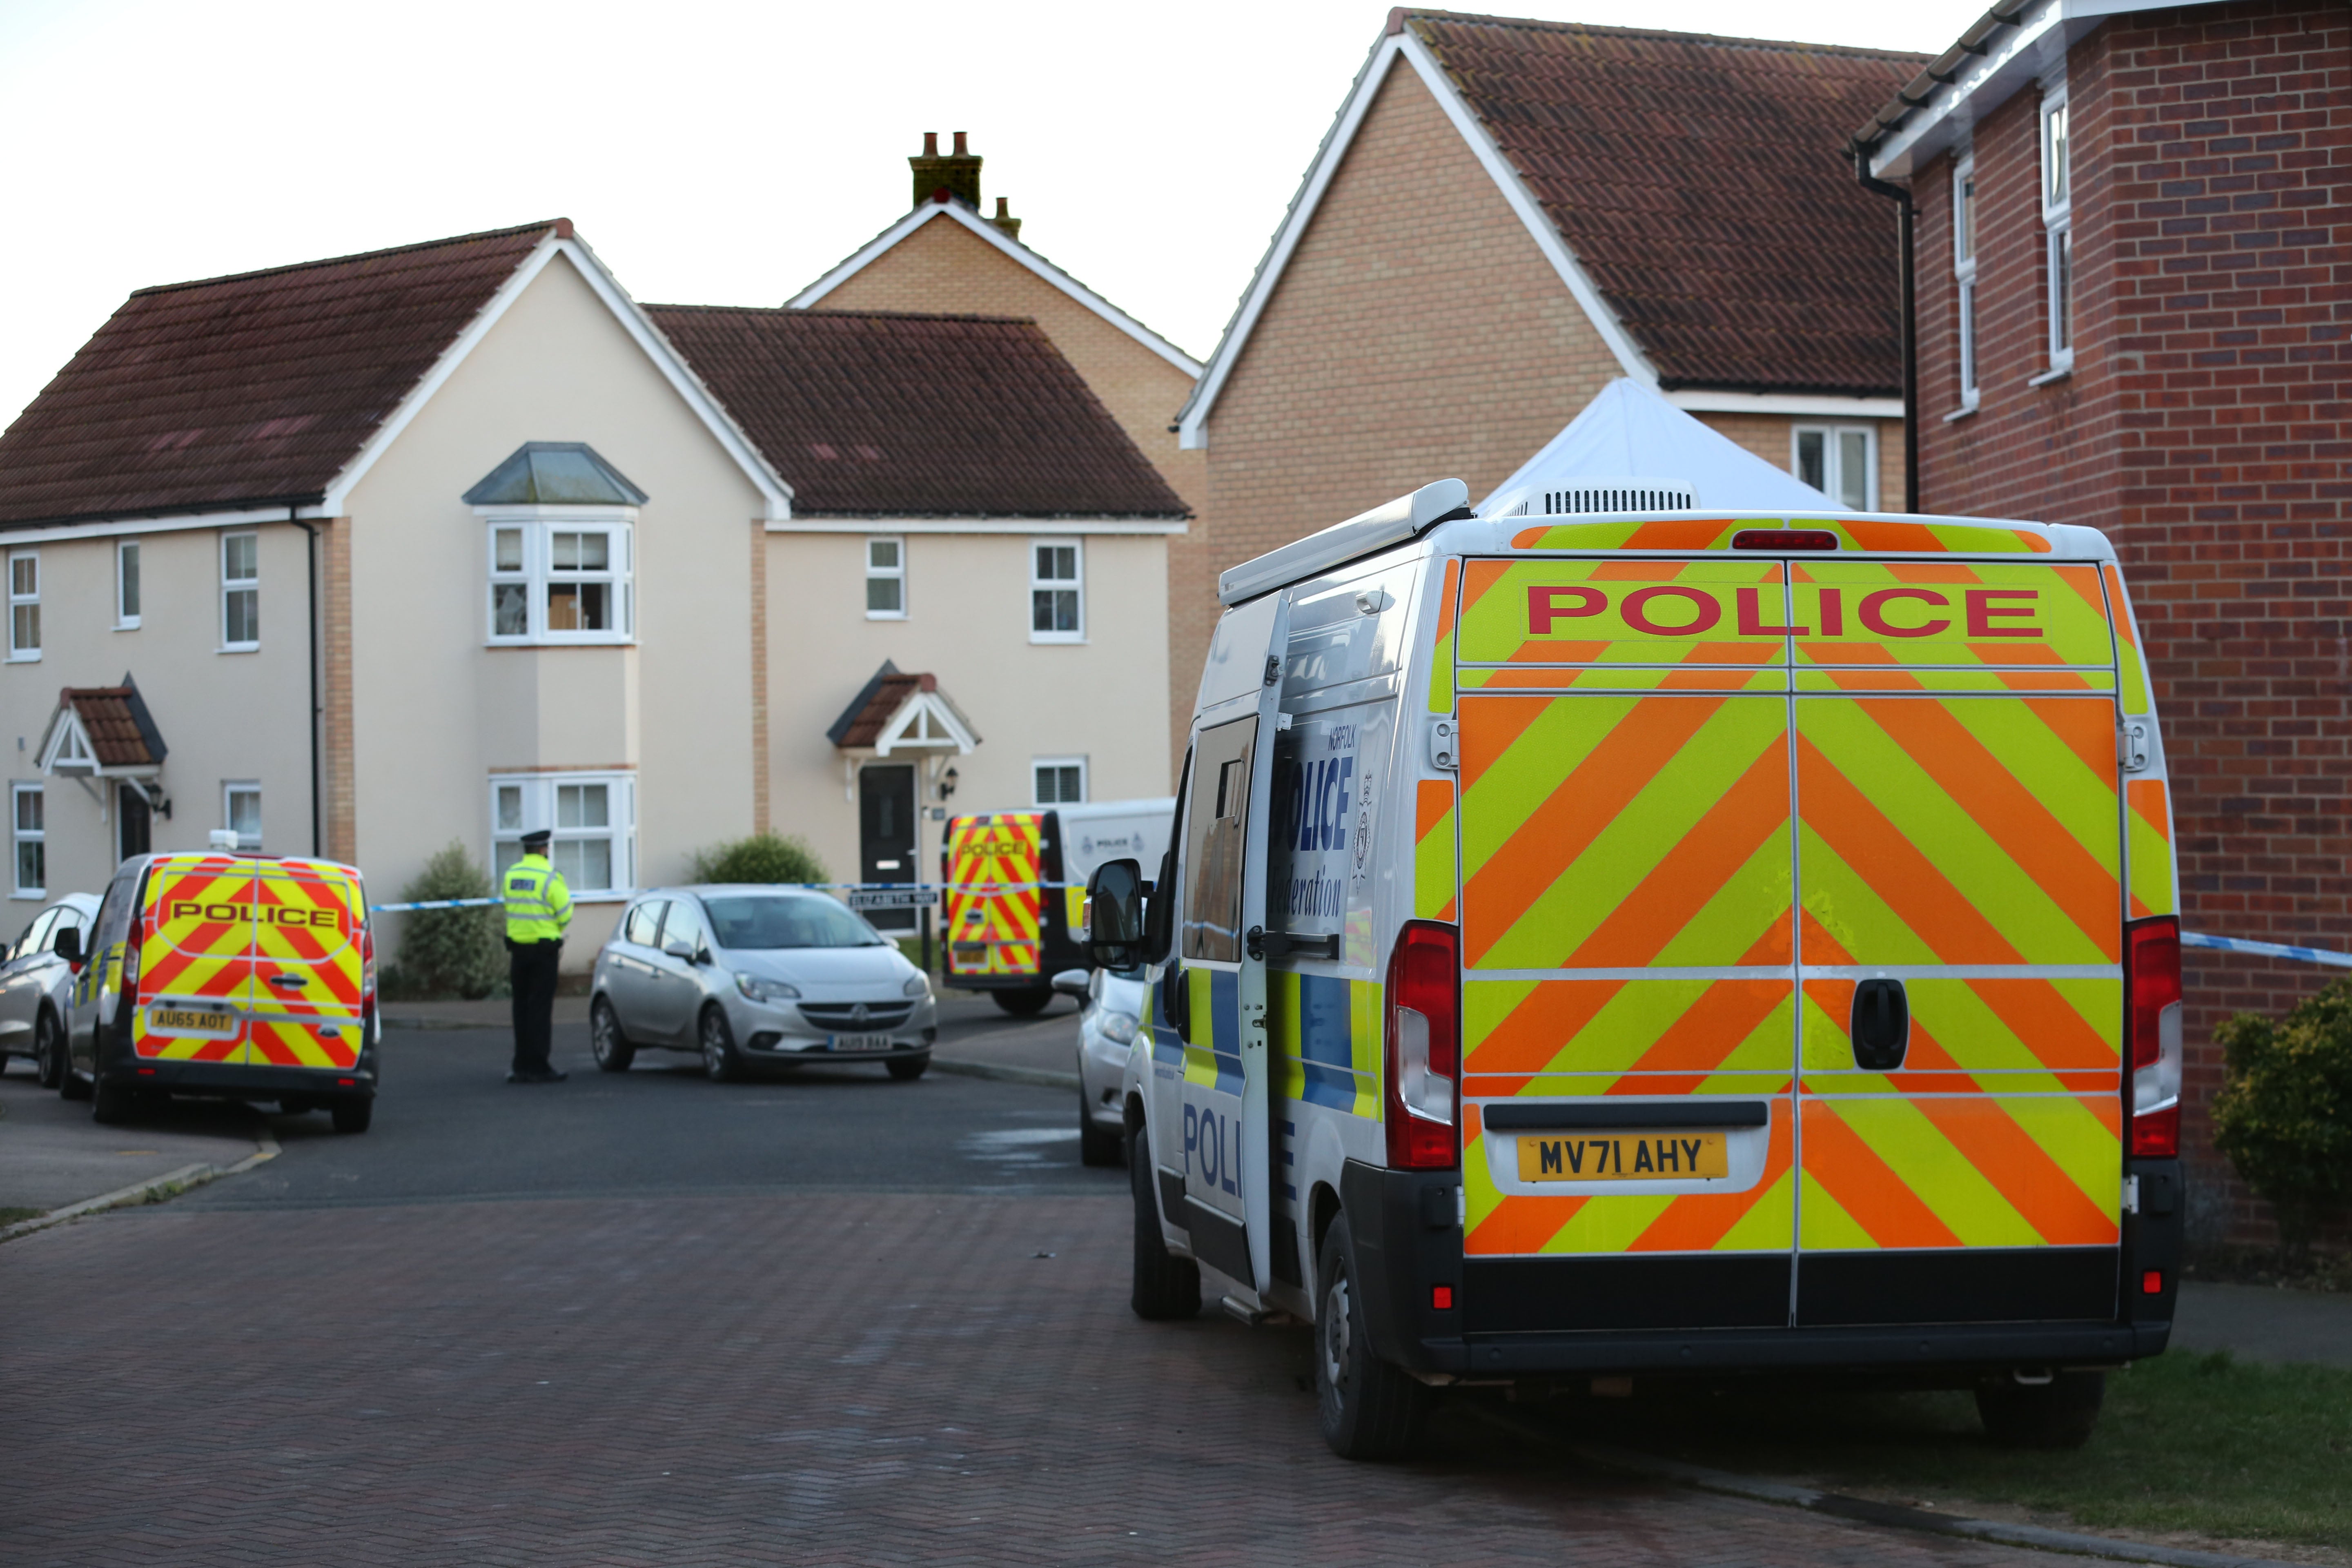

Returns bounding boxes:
[360,923,378,1009]
[121,905,145,996]
[1385,920,1459,1171]
[2125,915,2183,1159]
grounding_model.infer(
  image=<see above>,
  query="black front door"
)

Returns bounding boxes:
[116,784,151,863]
[859,764,917,933]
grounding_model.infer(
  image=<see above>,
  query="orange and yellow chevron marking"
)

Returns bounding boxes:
[1429,557,1460,714]
[2127,778,2175,918]
[1798,1094,2121,1250]
[1799,977,2120,1093]
[1796,697,2121,967]
[1459,558,1788,666]
[1507,518,2052,554]
[2103,564,2152,715]
[1414,780,1457,922]
[1462,1097,1795,1256]
[137,864,260,1061]
[945,814,1045,978]
[1458,694,1793,970]
[1463,978,1794,1095]
[1788,562,2112,670]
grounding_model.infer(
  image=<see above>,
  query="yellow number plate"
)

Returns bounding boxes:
[1516,1131,1729,1182]
[148,1007,238,1036]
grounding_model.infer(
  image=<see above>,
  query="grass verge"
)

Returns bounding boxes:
[1561,1352,2352,1553]
[0,1205,44,1225]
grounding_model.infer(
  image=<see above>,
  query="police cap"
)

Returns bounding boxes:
[521,828,552,849]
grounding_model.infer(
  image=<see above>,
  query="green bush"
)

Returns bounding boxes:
[392,842,504,1000]
[2212,978,2352,1260]
[689,832,827,886]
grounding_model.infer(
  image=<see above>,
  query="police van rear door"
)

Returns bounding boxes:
[136,853,261,1067]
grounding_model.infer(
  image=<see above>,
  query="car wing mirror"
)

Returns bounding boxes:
[52,927,81,967]
[1083,858,1145,971]
[1050,967,1091,1000]
[663,940,695,962]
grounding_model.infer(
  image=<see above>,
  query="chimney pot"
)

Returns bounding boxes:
[922,131,938,156]
[908,129,984,212]
[953,131,968,156]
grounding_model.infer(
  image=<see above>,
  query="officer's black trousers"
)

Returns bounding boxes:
[509,940,563,1074]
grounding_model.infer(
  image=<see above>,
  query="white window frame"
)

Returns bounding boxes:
[1029,538,1085,644]
[1791,425,1878,511]
[481,513,636,647]
[220,531,259,652]
[115,539,141,630]
[2040,82,2075,377]
[11,782,42,899]
[1953,151,1980,410]
[7,550,38,662]
[864,535,907,619]
[489,771,636,899]
[223,781,261,852]
[1032,757,1088,806]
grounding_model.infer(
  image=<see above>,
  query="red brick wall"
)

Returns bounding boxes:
[1909,0,2352,1245]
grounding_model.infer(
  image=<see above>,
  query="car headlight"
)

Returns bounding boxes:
[735,973,801,1004]
[1098,1010,1140,1045]
[902,974,930,998]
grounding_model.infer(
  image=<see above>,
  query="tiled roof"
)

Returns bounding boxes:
[60,683,167,767]
[0,222,560,529]
[646,305,1187,517]
[1403,12,1924,395]
[829,664,931,748]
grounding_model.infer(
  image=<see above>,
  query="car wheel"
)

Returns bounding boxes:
[331,1098,373,1135]
[884,1053,929,1081]
[991,987,1054,1018]
[34,1009,64,1090]
[91,1076,136,1126]
[1976,1371,2104,1449]
[1128,1121,1200,1321]
[699,1007,742,1082]
[590,998,635,1074]
[1316,1212,1427,1460]
[1079,1088,1123,1167]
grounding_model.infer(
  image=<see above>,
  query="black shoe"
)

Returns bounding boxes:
[506,1069,569,1084]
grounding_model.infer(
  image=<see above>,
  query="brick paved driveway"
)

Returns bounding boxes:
[5,1191,2088,1566]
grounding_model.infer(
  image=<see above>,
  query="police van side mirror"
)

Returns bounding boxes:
[52,926,81,967]
[1085,859,1145,970]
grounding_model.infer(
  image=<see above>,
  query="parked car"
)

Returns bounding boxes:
[1054,963,1145,1166]
[0,893,99,1087]
[591,886,936,1082]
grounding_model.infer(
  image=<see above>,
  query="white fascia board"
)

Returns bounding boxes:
[1177,30,1656,452]
[787,203,1204,381]
[0,505,334,542]
[1667,390,1906,419]
[1866,0,2156,180]
[766,517,1187,536]
[318,235,795,521]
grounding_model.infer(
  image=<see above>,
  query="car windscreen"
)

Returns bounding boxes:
[702,896,886,950]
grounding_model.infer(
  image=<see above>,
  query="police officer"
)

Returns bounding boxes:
[503,829,573,1083]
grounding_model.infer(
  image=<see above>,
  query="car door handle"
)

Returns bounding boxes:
[266,973,307,989]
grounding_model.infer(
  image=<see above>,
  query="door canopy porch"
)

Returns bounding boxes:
[40,677,167,780]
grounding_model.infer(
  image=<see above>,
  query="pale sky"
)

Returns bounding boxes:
[0,0,1986,431]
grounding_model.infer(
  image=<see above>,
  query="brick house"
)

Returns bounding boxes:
[1174,9,1924,740]
[1852,0,2352,1245]
[788,134,1205,774]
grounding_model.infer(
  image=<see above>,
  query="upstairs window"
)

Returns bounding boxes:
[221,532,259,650]
[1953,153,1980,408]
[486,521,634,645]
[11,783,42,898]
[116,540,141,628]
[866,536,906,619]
[1030,539,1083,643]
[223,782,262,851]
[1793,426,1876,510]
[2040,86,2074,375]
[1033,757,1087,805]
[7,551,37,661]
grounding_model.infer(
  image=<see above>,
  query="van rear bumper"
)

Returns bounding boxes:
[1423,1320,2170,1379]
[103,1054,374,1100]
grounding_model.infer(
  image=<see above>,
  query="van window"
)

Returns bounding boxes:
[1180,717,1258,963]
[94,864,141,953]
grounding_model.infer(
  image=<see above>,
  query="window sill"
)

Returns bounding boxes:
[2027,364,2073,388]
[5,653,39,664]
[114,620,140,632]
[864,612,907,622]
[10,891,44,901]
[483,637,638,649]
[218,644,260,655]
[1028,635,1087,646]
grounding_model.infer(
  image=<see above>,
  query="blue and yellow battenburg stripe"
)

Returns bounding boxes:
[1268,971,1382,1118]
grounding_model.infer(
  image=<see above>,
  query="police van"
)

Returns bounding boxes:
[1083,480,2183,1458]
[943,797,1172,1015]
[57,847,379,1132]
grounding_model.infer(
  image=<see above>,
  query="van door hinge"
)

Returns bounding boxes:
[1427,715,1459,772]
[2120,719,2152,773]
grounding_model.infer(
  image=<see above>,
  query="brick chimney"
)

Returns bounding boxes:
[989,196,1022,243]
[909,130,982,210]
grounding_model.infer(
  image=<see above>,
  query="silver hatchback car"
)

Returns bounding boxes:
[590,886,936,1081]
[0,893,100,1088]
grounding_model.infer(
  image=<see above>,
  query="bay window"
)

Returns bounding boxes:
[485,519,633,645]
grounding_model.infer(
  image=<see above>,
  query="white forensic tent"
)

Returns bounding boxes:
[1479,378,1833,519]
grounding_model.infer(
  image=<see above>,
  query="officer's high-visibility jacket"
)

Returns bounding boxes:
[503,853,573,943]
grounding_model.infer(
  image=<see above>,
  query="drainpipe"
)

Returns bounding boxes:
[1852,146,1920,514]
[290,508,322,857]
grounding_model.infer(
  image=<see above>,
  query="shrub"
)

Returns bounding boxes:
[2212,979,2352,1261]
[393,841,505,1000]
[690,832,827,886]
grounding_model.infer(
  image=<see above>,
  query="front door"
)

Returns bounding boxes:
[859,765,916,933]
[117,784,151,862]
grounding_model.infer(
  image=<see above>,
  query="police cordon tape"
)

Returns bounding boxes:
[2180,929,2352,969]
[368,880,1078,914]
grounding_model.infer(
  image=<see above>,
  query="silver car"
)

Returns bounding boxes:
[0,893,99,1089]
[1055,964,1145,1166]
[590,886,936,1082]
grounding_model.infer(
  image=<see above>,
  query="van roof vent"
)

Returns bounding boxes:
[1537,477,1696,516]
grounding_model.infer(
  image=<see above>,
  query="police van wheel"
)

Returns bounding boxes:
[700,1008,742,1083]
[991,987,1053,1018]
[1976,1370,2104,1449]
[331,1098,373,1135]
[590,999,635,1073]
[91,1078,135,1126]
[1316,1214,1426,1461]
[1129,1124,1200,1321]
